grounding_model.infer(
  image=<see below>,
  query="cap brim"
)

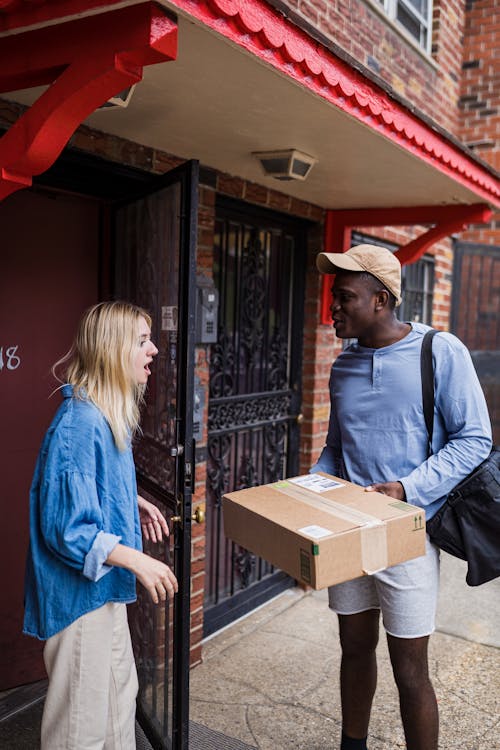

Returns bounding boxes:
[316,252,364,275]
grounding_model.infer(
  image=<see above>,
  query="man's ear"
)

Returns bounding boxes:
[374,289,390,311]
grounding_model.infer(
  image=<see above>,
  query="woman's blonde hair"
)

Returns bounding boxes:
[53,301,152,450]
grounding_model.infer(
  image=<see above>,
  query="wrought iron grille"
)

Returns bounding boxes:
[204,202,306,634]
[114,165,198,749]
[129,498,175,745]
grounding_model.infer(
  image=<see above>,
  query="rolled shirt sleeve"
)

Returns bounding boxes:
[83,530,121,581]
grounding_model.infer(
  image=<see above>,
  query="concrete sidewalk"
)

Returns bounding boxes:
[190,553,500,749]
[2,554,498,749]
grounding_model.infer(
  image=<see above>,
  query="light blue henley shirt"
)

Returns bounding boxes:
[312,323,492,519]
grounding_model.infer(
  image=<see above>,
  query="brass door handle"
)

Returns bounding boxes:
[296,413,304,424]
[172,505,206,525]
[192,507,206,524]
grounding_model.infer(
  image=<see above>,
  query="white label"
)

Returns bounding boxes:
[162,306,178,331]
[298,525,334,540]
[289,474,344,493]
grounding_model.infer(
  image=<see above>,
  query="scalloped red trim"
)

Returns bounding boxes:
[1,0,498,205]
[172,0,499,206]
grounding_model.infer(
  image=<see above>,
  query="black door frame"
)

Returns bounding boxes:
[203,194,309,636]
[35,151,198,749]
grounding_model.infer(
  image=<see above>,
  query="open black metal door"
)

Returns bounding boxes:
[113,161,198,750]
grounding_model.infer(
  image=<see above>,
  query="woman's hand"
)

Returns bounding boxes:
[106,544,178,603]
[132,552,178,604]
[137,495,170,543]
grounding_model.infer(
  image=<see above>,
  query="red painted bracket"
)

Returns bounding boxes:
[320,203,492,324]
[0,2,178,201]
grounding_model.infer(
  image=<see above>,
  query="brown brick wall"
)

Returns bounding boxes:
[458,0,499,246]
[0,97,469,664]
[273,0,465,135]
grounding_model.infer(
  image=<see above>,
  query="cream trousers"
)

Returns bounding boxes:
[41,602,139,750]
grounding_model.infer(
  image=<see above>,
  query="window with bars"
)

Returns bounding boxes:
[398,254,434,324]
[375,0,432,52]
[351,231,435,324]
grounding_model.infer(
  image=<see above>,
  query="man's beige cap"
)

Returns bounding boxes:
[316,244,402,306]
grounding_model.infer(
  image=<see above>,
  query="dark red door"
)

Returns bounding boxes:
[0,188,100,689]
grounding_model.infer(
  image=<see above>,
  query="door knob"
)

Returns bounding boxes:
[171,505,206,525]
[192,507,205,524]
[296,413,304,424]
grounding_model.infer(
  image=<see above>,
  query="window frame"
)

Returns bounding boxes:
[350,231,435,326]
[375,0,433,54]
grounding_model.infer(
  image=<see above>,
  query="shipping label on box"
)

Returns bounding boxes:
[222,473,426,589]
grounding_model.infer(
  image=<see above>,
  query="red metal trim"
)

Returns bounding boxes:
[164,0,499,208]
[319,203,493,324]
[1,0,498,205]
[0,0,119,31]
[0,3,177,201]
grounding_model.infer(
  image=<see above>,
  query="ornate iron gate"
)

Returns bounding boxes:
[451,240,500,443]
[203,198,307,636]
[114,162,198,749]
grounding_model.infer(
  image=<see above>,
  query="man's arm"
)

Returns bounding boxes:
[399,333,492,507]
[310,367,345,477]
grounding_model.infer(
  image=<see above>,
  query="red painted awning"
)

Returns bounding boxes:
[0,0,498,208]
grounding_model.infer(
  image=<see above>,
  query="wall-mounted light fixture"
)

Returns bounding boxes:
[252,149,317,181]
[98,85,136,109]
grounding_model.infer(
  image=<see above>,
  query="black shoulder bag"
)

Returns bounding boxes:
[421,329,500,586]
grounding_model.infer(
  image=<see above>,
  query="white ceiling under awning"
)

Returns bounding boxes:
[6,13,496,209]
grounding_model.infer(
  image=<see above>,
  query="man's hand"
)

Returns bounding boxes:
[365,481,406,500]
[138,495,169,543]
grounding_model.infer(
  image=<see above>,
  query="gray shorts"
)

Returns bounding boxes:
[328,537,440,639]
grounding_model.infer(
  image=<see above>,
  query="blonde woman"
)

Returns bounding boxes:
[23,301,178,750]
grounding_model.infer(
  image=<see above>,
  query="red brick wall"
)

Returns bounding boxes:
[458,0,499,246]
[0,99,464,665]
[272,0,465,135]
[299,224,340,474]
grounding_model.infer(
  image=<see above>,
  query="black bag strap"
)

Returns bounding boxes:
[421,329,438,454]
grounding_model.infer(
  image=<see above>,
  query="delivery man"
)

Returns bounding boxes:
[312,244,491,750]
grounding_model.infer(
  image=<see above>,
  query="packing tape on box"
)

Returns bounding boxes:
[273,480,385,526]
[274,480,388,574]
[360,523,388,574]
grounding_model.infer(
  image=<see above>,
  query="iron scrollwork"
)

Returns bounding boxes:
[233,547,256,589]
[208,392,292,433]
[207,433,232,509]
[268,326,288,390]
[209,329,236,399]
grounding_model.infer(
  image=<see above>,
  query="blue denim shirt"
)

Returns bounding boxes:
[24,385,142,640]
[312,323,492,520]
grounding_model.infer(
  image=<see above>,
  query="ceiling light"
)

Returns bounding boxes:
[252,149,317,181]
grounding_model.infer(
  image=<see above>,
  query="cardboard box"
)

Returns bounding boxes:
[223,473,426,589]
